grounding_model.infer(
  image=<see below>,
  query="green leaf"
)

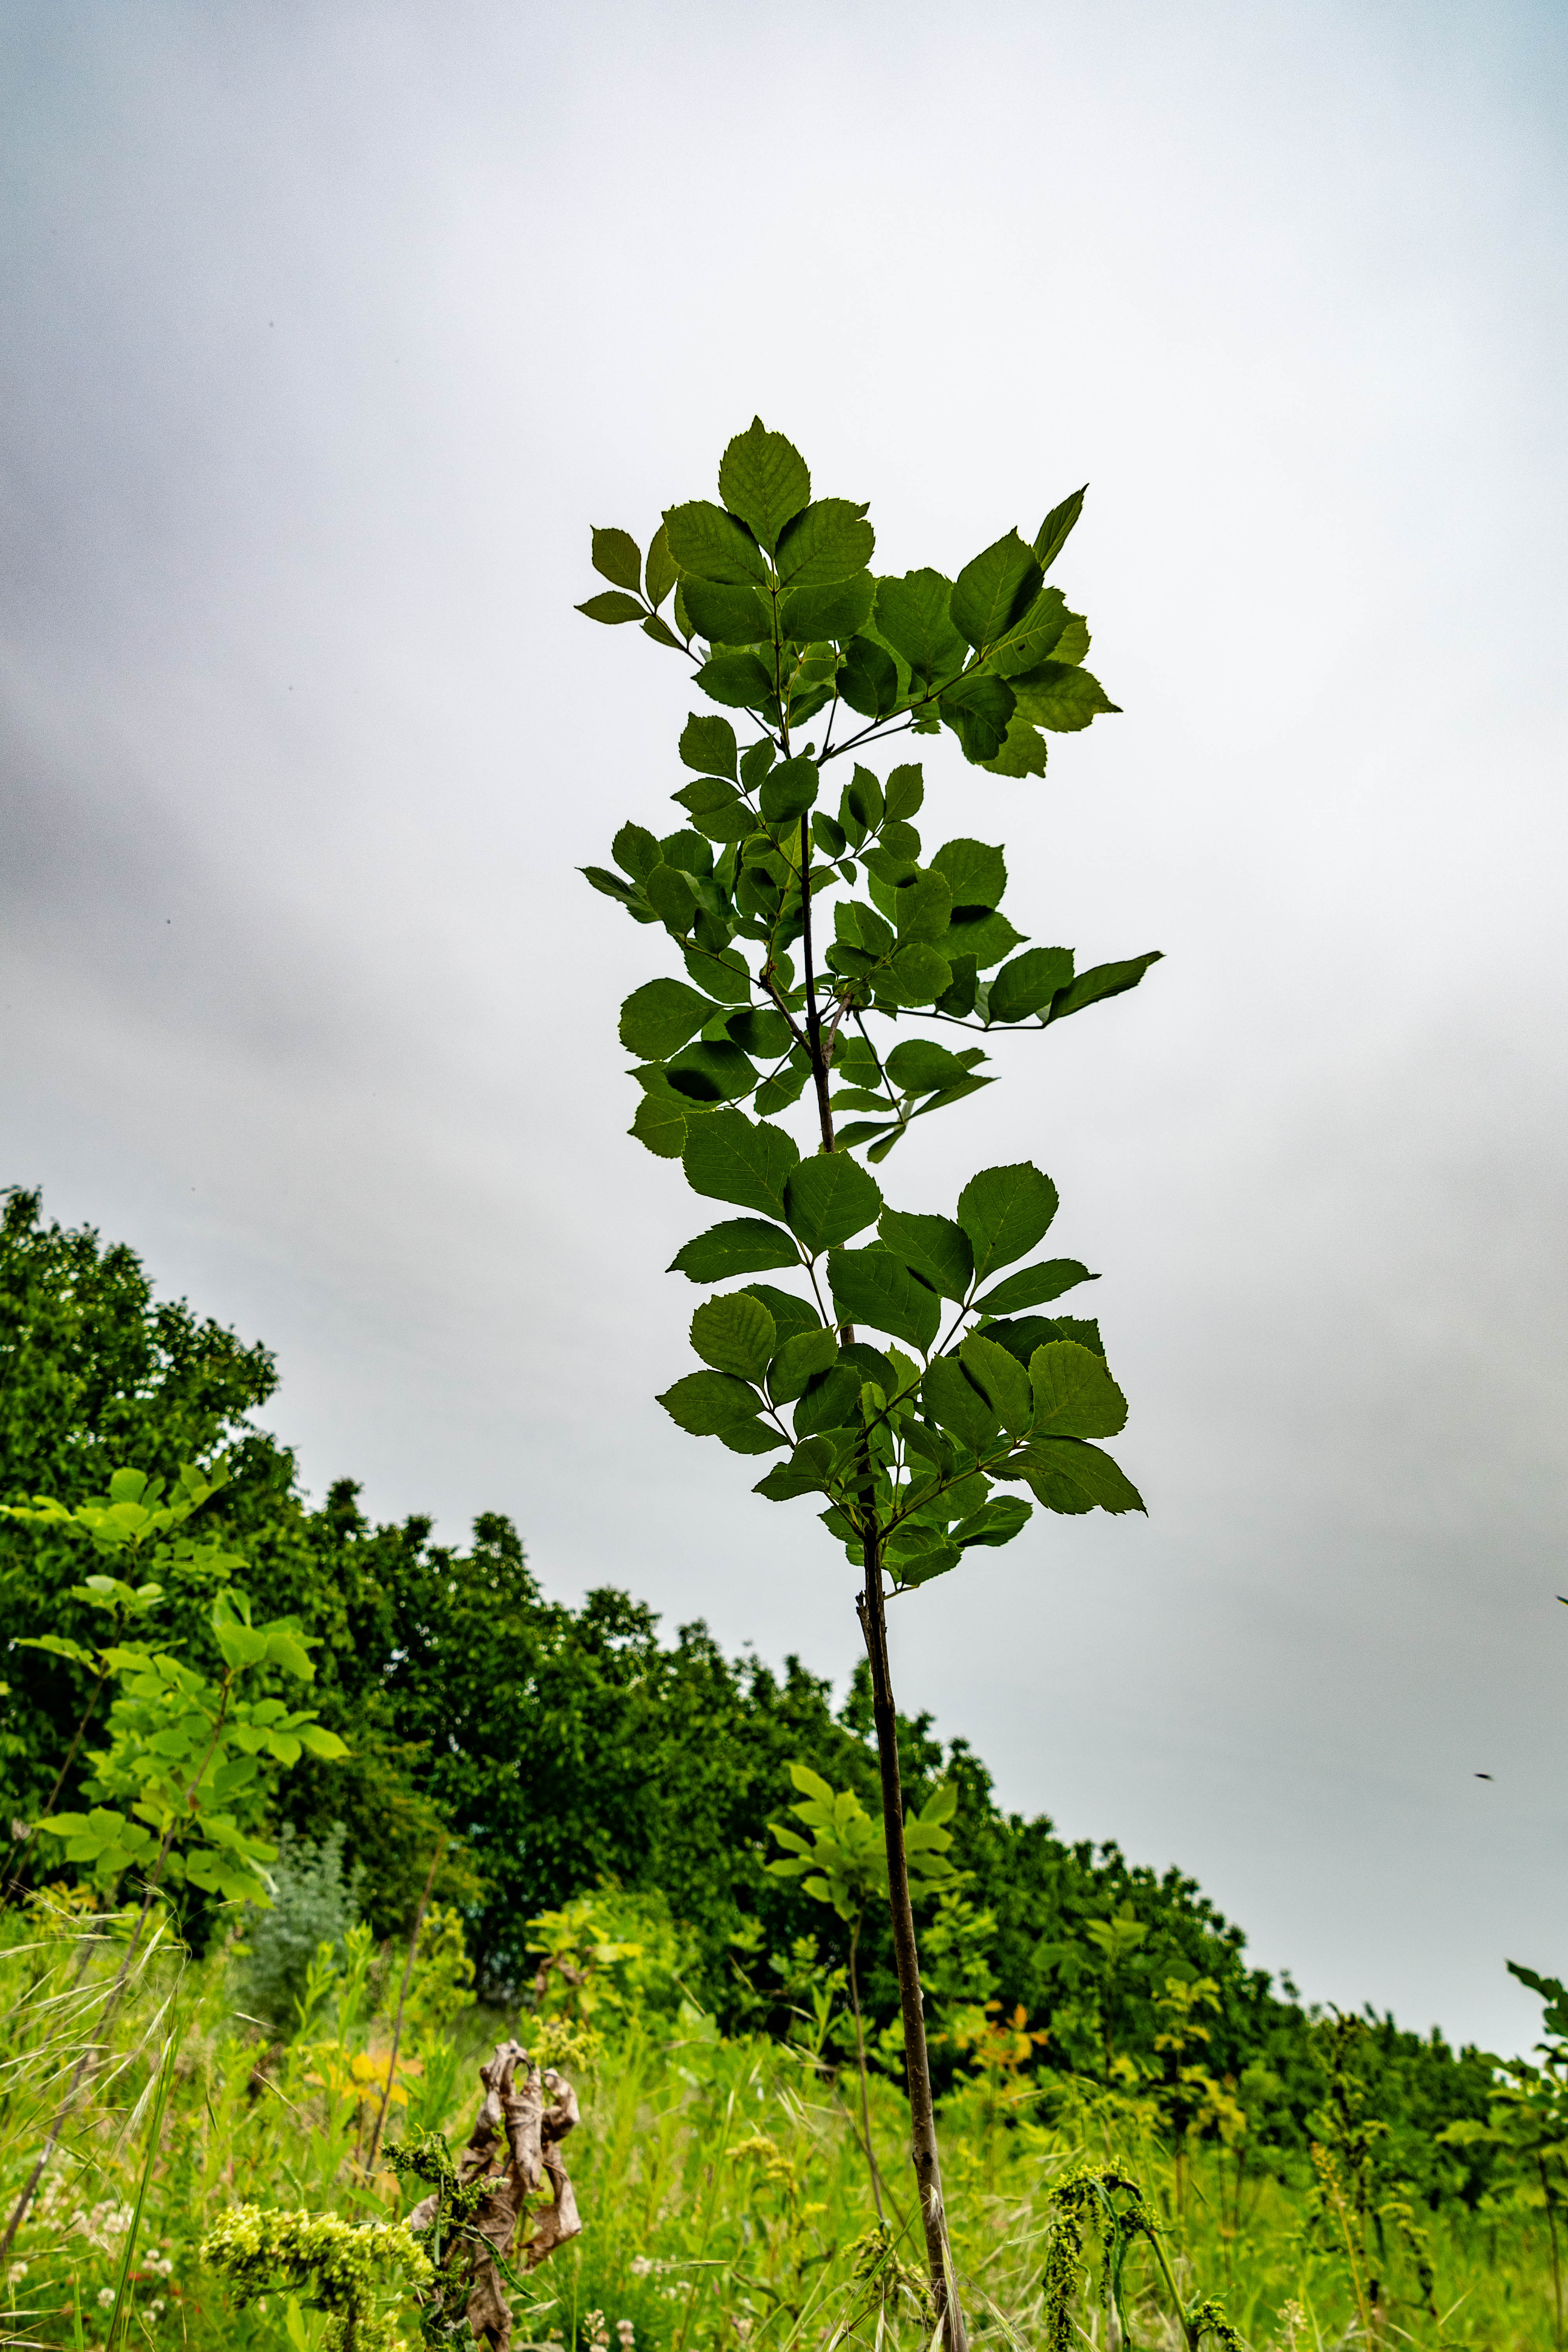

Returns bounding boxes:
[980,716,1050,778]
[990,585,1071,674]
[884,1038,976,1094]
[892,871,952,943]
[779,573,874,643]
[670,1219,799,1282]
[296,1723,350,1759]
[666,1041,757,1103]
[658,828,714,876]
[753,1436,842,1502]
[936,956,978,1016]
[718,419,812,553]
[884,764,924,819]
[759,757,818,825]
[1011,664,1120,731]
[679,713,739,779]
[878,1210,973,1301]
[630,1093,691,1158]
[783,1155,883,1252]
[767,1325,839,1405]
[945,908,1026,970]
[725,1006,794,1058]
[612,822,660,881]
[577,590,644,625]
[684,944,753,1003]
[952,1495,1033,1548]
[793,1364,863,1439]
[743,1284,821,1343]
[776,499,875,586]
[959,1333,1032,1435]
[931,838,1006,909]
[663,499,768,584]
[921,1357,1000,1457]
[889,1541,962,1590]
[957,1163,1060,1281]
[974,1258,1096,1314]
[940,673,1016,762]
[718,1418,790,1455]
[1028,1340,1128,1439]
[1033,486,1087,572]
[591,526,642,592]
[828,1248,942,1352]
[950,532,1043,651]
[754,1063,810,1115]
[875,944,952,1007]
[658,1369,765,1436]
[691,1292,778,1382]
[988,946,1075,1023]
[673,777,739,817]
[981,1315,1073,1364]
[1003,1436,1145,1516]
[834,897,893,958]
[644,864,699,934]
[873,570,965,682]
[646,523,677,609]
[643,613,684,650]
[1047,951,1163,1022]
[837,635,900,718]
[18,1634,95,1664]
[683,578,773,645]
[695,650,775,708]
[619,978,715,1060]
[262,1628,315,1679]
[684,1108,800,1218]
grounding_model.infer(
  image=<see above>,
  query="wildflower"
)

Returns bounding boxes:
[5,2263,25,2286]
[98,2288,116,2309]
[617,2323,635,2350]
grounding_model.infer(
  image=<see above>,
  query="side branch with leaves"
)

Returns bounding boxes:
[577,418,1160,2352]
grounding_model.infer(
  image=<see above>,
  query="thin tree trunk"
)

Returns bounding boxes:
[858,1553,967,2352]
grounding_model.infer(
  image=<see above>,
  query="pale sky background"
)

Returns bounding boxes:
[4,0,1566,2054]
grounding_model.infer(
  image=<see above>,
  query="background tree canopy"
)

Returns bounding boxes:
[0,1183,1494,2192]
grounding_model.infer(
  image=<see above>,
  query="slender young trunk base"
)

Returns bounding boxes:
[857,1556,967,2352]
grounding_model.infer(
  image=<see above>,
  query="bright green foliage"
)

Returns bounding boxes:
[580,421,1159,1602]
[200,2203,432,2352]
[767,1763,958,1920]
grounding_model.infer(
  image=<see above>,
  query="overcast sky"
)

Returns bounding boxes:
[4,0,1567,2054]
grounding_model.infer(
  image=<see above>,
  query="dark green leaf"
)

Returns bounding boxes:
[612,822,661,881]
[754,1063,810,1115]
[875,944,952,1007]
[684,1107,800,1218]
[776,499,876,586]
[658,828,714,876]
[952,1495,1033,1548]
[939,673,1016,762]
[646,523,677,609]
[921,1357,1000,1456]
[958,1333,1032,1434]
[884,764,924,819]
[1028,1339,1127,1439]
[957,1163,1060,1282]
[988,946,1075,1023]
[936,956,978,1016]
[1047,951,1163,1023]
[980,1315,1068,1364]
[630,1093,690,1158]
[990,585,1070,675]
[591,526,642,592]
[878,1210,973,1301]
[779,573,874,642]
[683,578,774,645]
[642,613,684,651]
[725,1006,794,1058]
[767,1325,839,1405]
[691,1292,778,1381]
[619,978,714,1060]
[812,811,847,858]
[759,757,818,825]
[718,419,812,553]
[834,897,893,958]
[718,1418,791,1455]
[743,1283,821,1343]
[695,650,775,708]
[577,590,644,625]
[753,1436,842,1501]
[663,499,767,584]
[893,871,952,943]
[673,777,739,817]
[931,838,1005,910]
[666,1041,757,1103]
[873,571,965,682]
[793,1363,862,1439]
[950,532,1043,652]
[657,1369,764,1436]
[1011,664,1120,731]
[783,1155,883,1252]
[837,634,900,718]
[884,1038,977,1095]
[1003,1436,1145,1515]
[670,1219,800,1283]
[581,864,640,909]
[946,907,1026,969]
[888,1539,963,1589]
[844,765,883,829]
[679,713,739,780]
[1033,486,1087,572]
[980,716,1050,778]
[974,1259,1096,1314]
[684,945,753,1003]
[740,739,776,789]
[644,864,699,934]
[828,1248,942,1352]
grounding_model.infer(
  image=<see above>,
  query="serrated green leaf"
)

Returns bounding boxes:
[683,578,774,645]
[691,1292,778,1381]
[718,419,812,552]
[940,673,1016,762]
[920,1357,1000,1457]
[577,589,644,624]
[950,532,1043,651]
[670,1218,800,1282]
[892,871,951,944]
[779,573,874,643]
[666,1040,757,1103]
[957,1163,1060,1281]
[884,1038,977,1096]
[684,1108,800,1218]
[684,944,753,1003]
[952,1495,1033,1548]
[591,527,642,592]
[673,776,740,817]
[990,585,1070,675]
[743,1284,821,1343]
[974,1259,1096,1314]
[642,613,684,651]
[759,757,818,825]
[873,570,966,683]
[630,1092,691,1158]
[612,822,661,881]
[945,908,1026,970]
[776,499,875,586]
[664,499,768,584]
[695,650,775,708]
[644,864,699,934]
[658,828,714,876]
[783,1154,883,1252]
[874,944,952,1007]
[767,1324,839,1404]
[988,946,1075,1023]
[930,838,1006,910]
[1046,951,1163,1022]
[1033,486,1086,572]
[888,1540,963,1590]
[793,1363,863,1439]
[828,1247,941,1352]
[980,715,1050,778]
[837,635,900,718]
[657,1369,765,1436]
[646,522,677,609]
[724,1006,794,1058]
[753,1436,842,1501]
[717,1417,790,1455]
[1002,1436,1145,1515]
[1028,1340,1128,1439]
[619,978,715,1060]
[878,1210,973,1301]
[884,764,924,819]
[679,713,739,780]
[1011,663,1120,731]
[834,897,894,958]
[754,1063,810,1115]
[958,1333,1032,1435]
